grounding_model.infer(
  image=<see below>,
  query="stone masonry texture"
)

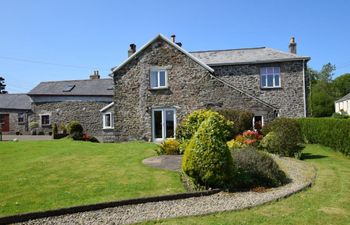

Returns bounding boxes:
[31,102,107,136]
[113,37,306,141]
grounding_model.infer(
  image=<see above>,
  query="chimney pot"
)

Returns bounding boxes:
[171,34,176,43]
[289,37,297,54]
[90,70,100,80]
[128,43,136,57]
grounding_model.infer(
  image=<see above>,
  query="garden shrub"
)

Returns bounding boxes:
[156,138,181,155]
[52,123,58,136]
[61,123,67,135]
[29,121,39,130]
[67,121,83,140]
[332,112,350,119]
[231,147,288,188]
[260,118,304,158]
[182,114,234,189]
[227,139,245,150]
[299,118,350,155]
[176,109,233,152]
[216,108,254,136]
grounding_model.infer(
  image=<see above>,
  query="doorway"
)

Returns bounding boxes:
[152,108,176,142]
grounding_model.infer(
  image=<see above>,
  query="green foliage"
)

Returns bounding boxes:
[310,80,337,117]
[333,73,350,98]
[52,123,58,135]
[29,121,39,130]
[216,109,253,136]
[261,118,304,158]
[60,123,67,135]
[67,121,83,140]
[227,139,245,150]
[182,115,234,189]
[231,147,288,188]
[299,118,350,155]
[332,112,350,119]
[176,109,233,152]
[156,138,181,155]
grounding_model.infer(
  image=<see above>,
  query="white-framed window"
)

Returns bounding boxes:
[103,112,114,129]
[152,108,176,142]
[18,113,25,124]
[260,67,281,88]
[150,69,168,89]
[40,114,51,127]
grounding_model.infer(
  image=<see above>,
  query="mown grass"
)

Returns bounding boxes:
[0,140,185,217]
[142,145,350,225]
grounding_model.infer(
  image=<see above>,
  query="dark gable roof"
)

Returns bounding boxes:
[190,47,310,66]
[28,79,113,96]
[0,94,32,110]
[336,93,350,103]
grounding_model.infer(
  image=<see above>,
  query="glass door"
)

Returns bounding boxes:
[152,108,176,142]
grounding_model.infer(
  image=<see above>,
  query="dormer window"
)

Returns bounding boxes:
[260,67,281,88]
[150,69,168,89]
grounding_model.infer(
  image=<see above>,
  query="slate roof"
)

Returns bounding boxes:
[0,94,32,110]
[335,93,350,103]
[28,79,114,96]
[190,47,310,66]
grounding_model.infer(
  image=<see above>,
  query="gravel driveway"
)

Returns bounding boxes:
[18,156,316,225]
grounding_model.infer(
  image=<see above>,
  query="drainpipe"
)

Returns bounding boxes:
[302,59,307,117]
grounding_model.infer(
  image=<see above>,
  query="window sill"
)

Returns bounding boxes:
[148,87,169,91]
[261,87,282,90]
[103,127,114,130]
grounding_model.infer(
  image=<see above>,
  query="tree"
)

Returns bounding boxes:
[333,73,350,98]
[308,63,337,117]
[0,76,8,94]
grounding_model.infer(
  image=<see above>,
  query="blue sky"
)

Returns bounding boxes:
[1,0,350,93]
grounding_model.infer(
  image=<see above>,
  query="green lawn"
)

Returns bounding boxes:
[0,140,185,217]
[143,145,350,225]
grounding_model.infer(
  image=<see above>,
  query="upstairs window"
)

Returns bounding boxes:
[260,67,281,88]
[150,69,168,89]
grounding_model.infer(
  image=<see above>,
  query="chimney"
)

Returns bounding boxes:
[289,37,297,54]
[128,43,136,57]
[171,34,176,43]
[171,34,182,47]
[90,70,100,80]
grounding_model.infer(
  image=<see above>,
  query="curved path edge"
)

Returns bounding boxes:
[18,157,316,225]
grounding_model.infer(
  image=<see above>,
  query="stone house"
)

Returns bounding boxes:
[27,71,113,138]
[0,94,32,134]
[335,93,350,115]
[111,34,310,142]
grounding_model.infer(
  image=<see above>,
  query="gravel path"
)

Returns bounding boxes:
[19,156,316,225]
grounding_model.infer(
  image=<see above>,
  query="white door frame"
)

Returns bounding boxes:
[151,108,176,142]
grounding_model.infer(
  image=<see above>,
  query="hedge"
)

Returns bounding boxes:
[298,118,350,156]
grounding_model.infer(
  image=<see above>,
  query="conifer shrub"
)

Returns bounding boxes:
[176,109,233,152]
[182,114,234,189]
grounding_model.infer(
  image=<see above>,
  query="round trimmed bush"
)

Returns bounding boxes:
[176,110,233,152]
[231,147,288,188]
[67,121,83,140]
[182,114,234,189]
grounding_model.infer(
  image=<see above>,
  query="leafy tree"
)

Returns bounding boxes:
[308,63,337,117]
[333,73,350,98]
[0,76,8,94]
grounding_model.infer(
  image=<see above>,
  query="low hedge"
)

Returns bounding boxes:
[299,118,350,156]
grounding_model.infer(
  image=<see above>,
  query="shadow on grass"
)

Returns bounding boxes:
[301,152,328,160]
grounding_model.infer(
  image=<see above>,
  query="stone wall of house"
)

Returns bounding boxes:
[31,102,107,136]
[113,38,277,141]
[0,111,31,134]
[212,61,308,118]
